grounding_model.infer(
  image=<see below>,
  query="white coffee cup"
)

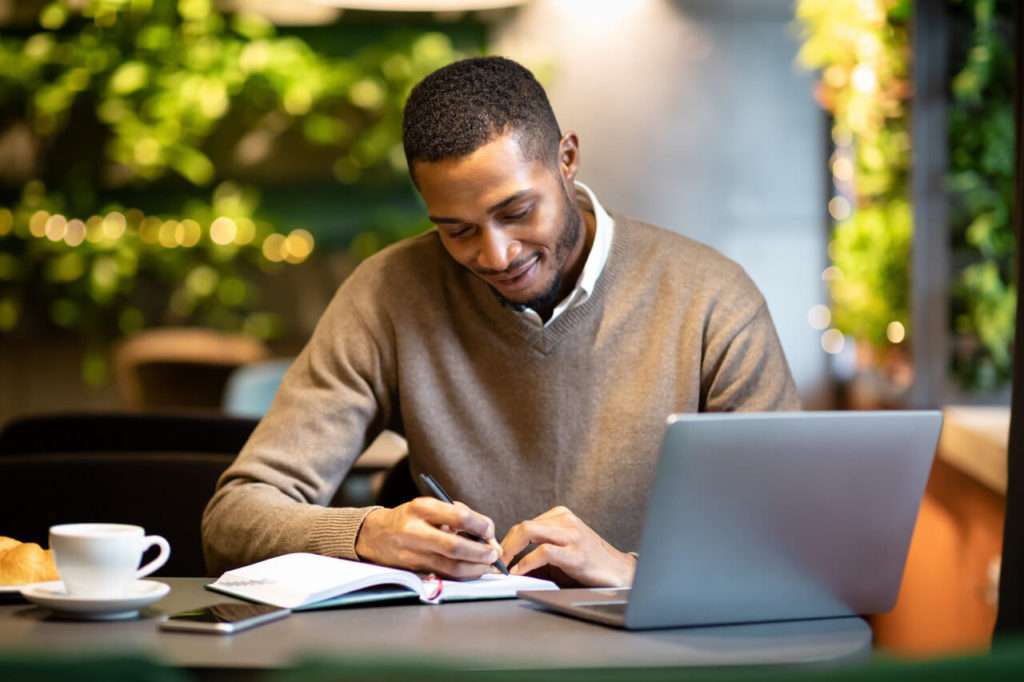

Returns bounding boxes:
[49,523,171,598]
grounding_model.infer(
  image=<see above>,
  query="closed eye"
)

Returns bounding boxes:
[501,208,531,223]
[447,225,475,239]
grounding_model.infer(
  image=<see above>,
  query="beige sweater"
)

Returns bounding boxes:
[202,213,800,574]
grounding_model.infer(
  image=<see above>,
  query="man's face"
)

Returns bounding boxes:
[411,133,586,315]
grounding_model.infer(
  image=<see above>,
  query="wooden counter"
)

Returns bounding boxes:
[870,405,1008,657]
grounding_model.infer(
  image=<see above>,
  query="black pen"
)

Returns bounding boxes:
[418,473,510,575]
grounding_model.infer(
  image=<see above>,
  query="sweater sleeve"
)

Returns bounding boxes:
[201,278,396,575]
[699,269,802,413]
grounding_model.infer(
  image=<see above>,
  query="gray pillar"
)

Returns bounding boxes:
[910,0,952,409]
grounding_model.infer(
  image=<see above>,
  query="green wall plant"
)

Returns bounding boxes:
[947,0,1015,391]
[0,0,470,383]
[795,0,912,366]
[796,0,1016,394]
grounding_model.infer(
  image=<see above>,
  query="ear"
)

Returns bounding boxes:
[558,131,581,184]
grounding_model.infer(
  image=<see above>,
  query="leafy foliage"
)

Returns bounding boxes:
[947,0,1016,390]
[0,0,470,383]
[794,0,912,351]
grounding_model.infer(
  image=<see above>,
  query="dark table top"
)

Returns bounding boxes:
[0,578,873,672]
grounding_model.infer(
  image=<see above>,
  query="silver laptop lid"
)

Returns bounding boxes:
[625,410,942,629]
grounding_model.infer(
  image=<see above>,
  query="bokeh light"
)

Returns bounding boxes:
[832,157,854,182]
[64,219,86,247]
[0,208,13,236]
[45,214,68,242]
[821,329,846,355]
[828,196,851,220]
[851,64,878,93]
[234,217,256,245]
[177,219,201,247]
[808,304,832,330]
[822,266,844,281]
[210,217,238,245]
[831,125,853,147]
[102,212,127,240]
[887,321,906,344]
[262,233,286,262]
[159,220,179,248]
[283,229,314,264]
[139,216,162,244]
[85,216,104,243]
[29,211,49,238]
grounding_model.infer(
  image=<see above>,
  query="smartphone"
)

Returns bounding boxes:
[158,602,290,634]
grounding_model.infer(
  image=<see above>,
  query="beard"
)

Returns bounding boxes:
[491,183,582,317]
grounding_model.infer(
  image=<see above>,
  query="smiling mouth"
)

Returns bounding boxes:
[484,255,540,293]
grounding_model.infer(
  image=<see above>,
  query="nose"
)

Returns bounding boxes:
[476,227,521,273]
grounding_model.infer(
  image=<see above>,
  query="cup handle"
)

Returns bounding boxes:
[135,535,171,579]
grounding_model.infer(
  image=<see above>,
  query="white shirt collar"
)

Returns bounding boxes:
[520,181,615,327]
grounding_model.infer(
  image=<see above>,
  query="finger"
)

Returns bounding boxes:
[498,521,532,565]
[425,553,496,581]
[409,518,500,565]
[509,543,579,578]
[388,502,497,564]
[500,507,584,568]
[388,526,498,574]
[501,517,574,555]
[411,497,496,542]
[391,542,495,580]
[399,499,505,567]
[459,530,503,555]
[450,500,498,542]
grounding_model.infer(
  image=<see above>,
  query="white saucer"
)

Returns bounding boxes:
[20,580,170,620]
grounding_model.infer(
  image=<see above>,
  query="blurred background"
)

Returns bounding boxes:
[0,0,1017,656]
[0,0,1013,419]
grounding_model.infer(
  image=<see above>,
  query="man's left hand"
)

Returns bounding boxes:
[498,506,636,587]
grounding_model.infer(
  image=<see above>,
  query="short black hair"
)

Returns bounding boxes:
[402,56,562,174]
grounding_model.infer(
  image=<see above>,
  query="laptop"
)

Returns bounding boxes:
[519,410,942,629]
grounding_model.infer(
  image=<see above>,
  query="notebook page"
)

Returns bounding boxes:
[209,553,422,608]
[433,573,558,603]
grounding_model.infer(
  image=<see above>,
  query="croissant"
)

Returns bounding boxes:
[0,536,59,585]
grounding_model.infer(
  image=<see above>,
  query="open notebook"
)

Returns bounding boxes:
[207,552,556,610]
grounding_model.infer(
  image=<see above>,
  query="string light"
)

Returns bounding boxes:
[234,218,256,245]
[64,219,86,247]
[158,220,179,248]
[177,219,201,247]
[210,217,237,245]
[85,216,104,243]
[29,211,49,238]
[262,234,286,262]
[44,214,68,242]
[283,229,314,264]
[102,212,126,240]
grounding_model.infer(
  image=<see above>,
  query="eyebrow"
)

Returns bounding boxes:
[428,190,532,225]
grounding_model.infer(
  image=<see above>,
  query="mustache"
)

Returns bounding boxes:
[473,255,536,277]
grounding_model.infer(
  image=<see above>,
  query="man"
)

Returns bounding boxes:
[202,57,800,585]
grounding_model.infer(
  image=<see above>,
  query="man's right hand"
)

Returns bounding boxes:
[354,498,502,579]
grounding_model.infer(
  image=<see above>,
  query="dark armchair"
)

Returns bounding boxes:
[0,412,258,577]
